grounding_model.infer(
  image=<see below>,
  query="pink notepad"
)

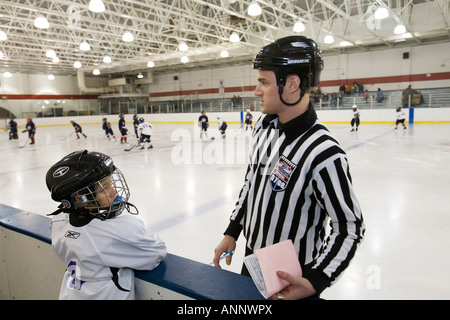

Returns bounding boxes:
[244,240,302,298]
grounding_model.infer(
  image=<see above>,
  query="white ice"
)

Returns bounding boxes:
[1,120,449,299]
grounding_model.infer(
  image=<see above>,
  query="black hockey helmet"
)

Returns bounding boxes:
[253,35,324,105]
[46,150,134,220]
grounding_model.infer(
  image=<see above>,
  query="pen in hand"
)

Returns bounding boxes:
[210,250,234,265]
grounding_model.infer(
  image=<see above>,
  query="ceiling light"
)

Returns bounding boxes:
[4,71,12,78]
[93,69,100,75]
[147,61,155,68]
[0,51,4,59]
[48,74,55,80]
[52,56,59,63]
[394,24,406,35]
[103,55,112,63]
[402,32,413,38]
[0,30,7,41]
[374,7,389,20]
[178,41,188,52]
[293,21,305,33]
[88,0,105,13]
[73,61,82,68]
[248,2,262,17]
[34,16,49,29]
[229,32,240,43]
[324,35,334,44]
[45,49,56,58]
[340,41,353,47]
[122,31,134,42]
[181,55,189,63]
[220,50,229,58]
[80,40,90,51]
[137,73,144,79]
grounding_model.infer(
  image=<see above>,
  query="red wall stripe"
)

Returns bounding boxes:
[319,71,450,87]
[150,72,450,98]
[1,72,449,100]
[0,94,98,100]
[149,85,256,98]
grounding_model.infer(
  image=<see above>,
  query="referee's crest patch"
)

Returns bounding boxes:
[270,156,297,192]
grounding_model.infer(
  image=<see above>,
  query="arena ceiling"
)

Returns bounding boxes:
[0,0,449,78]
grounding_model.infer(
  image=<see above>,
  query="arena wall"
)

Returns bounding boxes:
[0,203,263,300]
[2,107,450,132]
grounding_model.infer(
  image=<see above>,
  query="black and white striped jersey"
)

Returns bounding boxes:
[225,105,365,293]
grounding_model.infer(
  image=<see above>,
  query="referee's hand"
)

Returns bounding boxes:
[271,271,317,300]
[213,235,236,268]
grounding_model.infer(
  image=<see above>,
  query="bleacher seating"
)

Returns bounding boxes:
[314,87,450,110]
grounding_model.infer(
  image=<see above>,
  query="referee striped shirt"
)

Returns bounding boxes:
[225,105,365,293]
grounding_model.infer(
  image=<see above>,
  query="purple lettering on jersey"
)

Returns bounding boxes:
[67,260,85,290]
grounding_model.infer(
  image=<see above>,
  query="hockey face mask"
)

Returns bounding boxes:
[73,169,137,220]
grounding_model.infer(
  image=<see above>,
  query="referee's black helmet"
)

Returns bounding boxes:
[253,36,324,104]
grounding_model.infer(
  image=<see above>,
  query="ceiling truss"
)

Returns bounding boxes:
[0,0,448,77]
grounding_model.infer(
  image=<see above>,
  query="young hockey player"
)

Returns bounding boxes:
[70,120,87,139]
[198,110,209,139]
[245,109,253,131]
[102,118,116,141]
[137,117,153,149]
[45,150,167,299]
[118,113,128,144]
[22,117,36,144]
[350,105,360,132]
[133,114,140,138]
[8,116,18,140]
[395,107,407,130]
[217,115,228,138]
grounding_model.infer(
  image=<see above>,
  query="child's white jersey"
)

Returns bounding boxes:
[138,122,153,136]
[396,110,406,120]
[51,213,166,300]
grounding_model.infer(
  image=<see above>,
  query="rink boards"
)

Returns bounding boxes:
[0,203,263,300]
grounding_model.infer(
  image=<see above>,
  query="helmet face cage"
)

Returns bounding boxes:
[73,168,130,221]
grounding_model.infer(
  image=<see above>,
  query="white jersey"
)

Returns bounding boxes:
[396,110,406,120]
[51,213,166,300]
[138,122,153,136]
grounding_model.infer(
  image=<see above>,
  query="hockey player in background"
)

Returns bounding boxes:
[245,109,253,131]
[22,117,36,145]
[102,118,116,141]
[198,110,209,139]
[137,117,153,149]
[118,113,128,144]
[46,150,166,299]
[350,105,360,132]
[217,115,228,138]
[395,107,407,130]
[70,120,87,139]
[133,114,140,139]
[8,116,18,140]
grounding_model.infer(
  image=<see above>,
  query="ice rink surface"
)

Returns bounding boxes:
[1,119,449,300]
